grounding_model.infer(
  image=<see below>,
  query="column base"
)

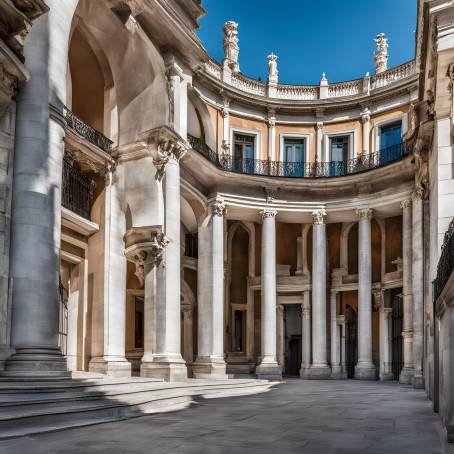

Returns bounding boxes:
[192,356,227,380]
[413,373,425,389]
[355,363,377,380]
[330,366,347,379]
[140,355,187,382]
[304,365,332,379]
[399,367,415,384]
[89,357,131,378]
[255,360,282,380]
[3,347,70,378]
[379,372,395,381]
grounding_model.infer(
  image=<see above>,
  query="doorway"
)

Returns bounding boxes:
[391,291,403,380]
[345,305,357,379]
[283,305,302,376]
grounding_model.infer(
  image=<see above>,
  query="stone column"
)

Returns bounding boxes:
[355,208,376,379]
[400,199,414,384]
[330,291,342,377]
[412,190,425,389]
[276,305,285,368]
[268,109,276,161]
[339,315,346,374]
[221,98,230,152]
[256,209,282,380]
[361,110,370,155]
[182,305,194,367]
[300,290,312,377]
[307,209,330,378]
[5,3,79,377]
[379,307,394,380]
[141,139,188,381]
[193,197,227,379]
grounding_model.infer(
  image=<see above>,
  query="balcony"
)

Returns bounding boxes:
[63,107,113,155]
[62,158,94,220]
[188,135,413,179]
[434,219,454,301]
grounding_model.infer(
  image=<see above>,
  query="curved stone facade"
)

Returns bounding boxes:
[0,0,453,444]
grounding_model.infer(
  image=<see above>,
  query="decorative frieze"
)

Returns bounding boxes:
[357,208,373,220]
[312,209,327,225]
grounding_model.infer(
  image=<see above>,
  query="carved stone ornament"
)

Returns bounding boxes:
[412,187,425,201]
[312,209,327,225]
[264,187,279,203]
[223,21,240,73]
[357,208,373,220]
[400,199,412,210]
[211,196,226,217]
[111,0,144,17]
[412,136,429,194]
[374,33,389,74]
[261,208,278,220]
[153,139,187,180]
[267,53,278,83]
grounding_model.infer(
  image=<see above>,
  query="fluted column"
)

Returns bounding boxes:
[412,190,425,388]
[307,209,330,378]
[379,306,394,380]
[256,209,282,380]
[300,291,311,377]
[400,199,414,384]
[194,197,227,379]
[355,208,376,380]
[330,291,342,377]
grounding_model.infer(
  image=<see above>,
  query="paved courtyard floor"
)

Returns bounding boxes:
[0,379,442,454]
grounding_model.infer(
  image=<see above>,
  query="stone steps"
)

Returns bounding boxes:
[0,378,274,439]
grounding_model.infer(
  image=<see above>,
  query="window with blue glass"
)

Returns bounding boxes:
[233,133,255,174]
[283,138,305,176]
[379,122,402,165]
[329,136,349,176]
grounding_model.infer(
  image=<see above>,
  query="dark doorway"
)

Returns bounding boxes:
[345,305,357,379]
[392,291,403,380]
[284,305,302,376]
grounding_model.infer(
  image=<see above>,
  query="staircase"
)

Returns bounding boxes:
[0,373,275,439]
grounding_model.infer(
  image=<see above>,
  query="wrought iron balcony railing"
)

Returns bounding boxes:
[188,135,412,178]
[433,218,454,301]
[64,107,113,155]
[62,158,95,220]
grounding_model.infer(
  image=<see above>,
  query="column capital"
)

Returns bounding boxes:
[316,121,323,130]
[221,106,229,118]
[210,196,226,217]
[402,329,414,339]
[412,188,425,201]
[277,304,284,314]
[124,226,169,267]
[361,112,371,123]
[400,199,412,210]
[356,208,373,220]
[153,139,188,180]
[261,208,277,220]
[312,209,327,225]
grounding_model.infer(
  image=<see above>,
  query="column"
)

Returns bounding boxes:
[400,199,414,383]
[145,139,188,381]
[221,98,230,152]
[361,110,370,155]
[300,291,311,377]
[268,109,276,161]
[256,208,282,380]
[5,3,79,377]
[182,305,194,367]
[276,305,285,368]
[316,122,323,163]
[339,316,346,374]
[355,208,376,379]
[193,197,227,379]
[412,190,425,388]
[379,306,394,380]
[330,291,342,377]
[307,209,330,378]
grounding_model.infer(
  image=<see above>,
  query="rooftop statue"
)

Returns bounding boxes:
[267,53,278,83]
[374,32,389,74]
[223,21,240,73]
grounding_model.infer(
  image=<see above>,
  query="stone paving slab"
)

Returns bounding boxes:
[0,379,442,454]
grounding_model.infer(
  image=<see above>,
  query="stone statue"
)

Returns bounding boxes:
[267,53,278,84]
[374,33,389,74]
[223,21,240,73]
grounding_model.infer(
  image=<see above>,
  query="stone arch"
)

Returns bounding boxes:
[188,87,216,150]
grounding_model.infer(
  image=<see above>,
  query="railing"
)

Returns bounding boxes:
[188,135,412,178]
[62,158,95,219]
[433,218,454,301]
[230,72,267,96]
[64,107,113,154]
[371,60,416,90]
[276,84,318,101]
[328,79,363,98]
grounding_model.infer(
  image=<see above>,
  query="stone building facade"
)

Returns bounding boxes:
[0,0,453,444]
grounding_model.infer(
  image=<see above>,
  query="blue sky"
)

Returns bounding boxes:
[197,0,417,84]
